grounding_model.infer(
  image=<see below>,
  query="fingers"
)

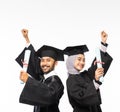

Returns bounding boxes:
[21,29,30,43]
[21,29,28,37]
[20,71,28,83]
[21,29,28,33]
[97,68,104,74]
[21,29,28,34]
[95,68,104,80]
[101,31,108,37]
[20,70,24,80]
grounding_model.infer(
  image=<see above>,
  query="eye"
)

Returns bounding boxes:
[41,59,44,62]
[77,57,82,61]
[77,57,85,62]
[46,59,51,62]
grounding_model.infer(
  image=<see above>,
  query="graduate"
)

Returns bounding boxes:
[15,29,64,112]
[63,31,113,112]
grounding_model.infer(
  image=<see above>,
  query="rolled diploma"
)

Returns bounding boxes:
[21,49,31,84]
[95,47,104,82]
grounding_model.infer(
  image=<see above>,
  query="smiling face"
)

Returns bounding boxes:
[74,54,85,71]
[40,56,57,74]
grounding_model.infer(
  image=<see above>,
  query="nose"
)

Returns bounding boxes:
[80,60,85,65]
[41,60,48,66]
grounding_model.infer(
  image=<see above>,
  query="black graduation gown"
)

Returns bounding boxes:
[66,51,113,112]
[20,75,64,112]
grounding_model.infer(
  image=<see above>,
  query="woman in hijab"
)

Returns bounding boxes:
[63,31,113,112]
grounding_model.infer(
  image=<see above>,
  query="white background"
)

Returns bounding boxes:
[0,0,119,112]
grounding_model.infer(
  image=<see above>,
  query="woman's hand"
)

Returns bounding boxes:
[95,68,104,81]
[101,31,108,44]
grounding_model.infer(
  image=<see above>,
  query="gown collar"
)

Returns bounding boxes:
[44,70,57,79]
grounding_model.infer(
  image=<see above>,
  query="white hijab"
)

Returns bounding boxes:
[66,55,80,74]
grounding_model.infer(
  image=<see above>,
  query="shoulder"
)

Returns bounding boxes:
[52,75,63,83]
[46,75,63,84]
[67,71,89,84]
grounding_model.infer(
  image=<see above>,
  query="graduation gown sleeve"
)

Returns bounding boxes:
[15,44,43,80]
[19,75,64,107]
[87,50,113,81]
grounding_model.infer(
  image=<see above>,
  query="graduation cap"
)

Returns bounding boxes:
[63,45,89,56]
[36,45,64,61]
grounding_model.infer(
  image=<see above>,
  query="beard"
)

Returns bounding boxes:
[41,63,56,74]
[43,66,54,74]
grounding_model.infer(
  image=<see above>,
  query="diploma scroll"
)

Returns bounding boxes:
[21,49,31,84]
[95,47,104,82]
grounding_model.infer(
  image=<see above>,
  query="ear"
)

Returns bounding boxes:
[55,61,58,66]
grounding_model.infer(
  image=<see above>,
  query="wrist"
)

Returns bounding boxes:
[95,79,102,85]
[101,42,108,46]
[26,38,30,43]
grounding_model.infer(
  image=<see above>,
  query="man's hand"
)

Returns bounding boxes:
[95,68,104,81]
[20,70,29,83]
[101,31,108,44]
[21,29,30,43]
